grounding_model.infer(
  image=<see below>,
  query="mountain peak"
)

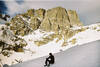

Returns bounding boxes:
[9,7,82,36]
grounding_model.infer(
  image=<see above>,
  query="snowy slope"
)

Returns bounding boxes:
[0,23,100,66]
[10,40,100,67]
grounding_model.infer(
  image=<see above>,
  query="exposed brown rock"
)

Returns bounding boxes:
[10,15,31,36]
[27,9,35,17]
[40,7,82,32]
[67,10,82,26]
[40,7,70,32]
[34,34,56,46]
[70,38,76,44]
[29,17,41,30]
[62,42,68,47]
[35,8,45,21]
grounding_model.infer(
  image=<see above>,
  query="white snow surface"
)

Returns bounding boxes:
[0,23,100,65]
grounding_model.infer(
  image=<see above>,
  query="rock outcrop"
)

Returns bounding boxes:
[8,6,83,46]
[29,17,41,30]
[35,8,45,21]
[40,7,70,32]
[40,7,82,32]
[10,15,31,36]
[0,25,27,56]
[67,10,82,26]
[9,8,45,36]
[9,7,82,36]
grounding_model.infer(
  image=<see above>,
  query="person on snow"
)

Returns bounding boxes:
[44,53,55,66]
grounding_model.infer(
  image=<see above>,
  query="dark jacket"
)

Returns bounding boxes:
[48,55,55,64]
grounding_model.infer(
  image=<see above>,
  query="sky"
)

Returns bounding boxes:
[0,1,8,14]
[0,0,100,25]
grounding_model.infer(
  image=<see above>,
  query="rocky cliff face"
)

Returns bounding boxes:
[40,7,70,32]
[67,10,82,26]
[10,14,31,36]
[40,7,82,32]
[9,7,82,36]
[9,8,45,36]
